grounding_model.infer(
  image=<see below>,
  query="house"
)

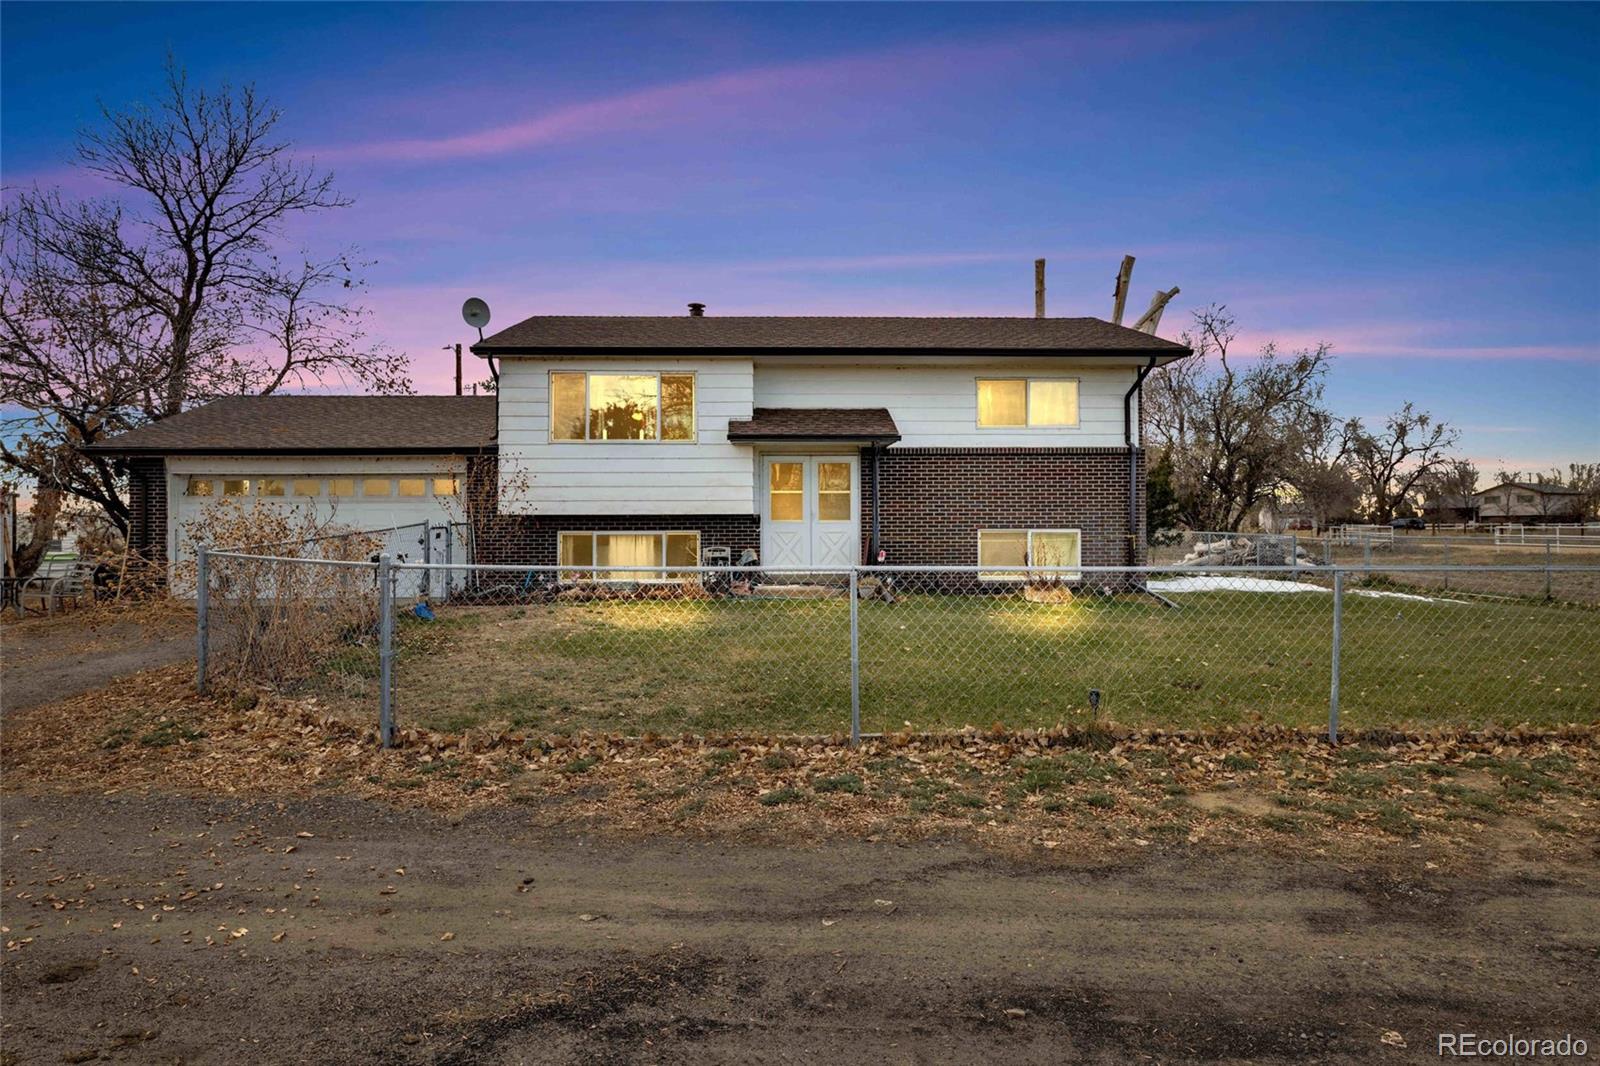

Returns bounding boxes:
[1471,481,1585,523]
[1252,497,1315,533]
[93,309,1192,580]
[1422,492,1479,525]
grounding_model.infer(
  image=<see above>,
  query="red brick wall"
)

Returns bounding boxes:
[863,447,1146,569]
[126,457,168,567]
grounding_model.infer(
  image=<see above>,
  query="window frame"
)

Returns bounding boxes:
[548,370,698,444]
[557,530,702,582]
[974,376,1081,430]
[977,528,1083,582]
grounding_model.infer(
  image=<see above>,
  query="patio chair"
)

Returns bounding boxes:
[19,555,95,616]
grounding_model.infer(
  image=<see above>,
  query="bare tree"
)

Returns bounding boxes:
[1412,458,1479,526]
[1143,306,1333,531]
[1,61,410,548]
[1563,462,1600,521]
[1347,403,1459,523]
[1283,409,1359,532]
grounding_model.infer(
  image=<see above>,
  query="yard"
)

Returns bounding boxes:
[301,584,1600,738]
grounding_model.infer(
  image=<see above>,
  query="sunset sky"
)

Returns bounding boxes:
[3,2,1596,475]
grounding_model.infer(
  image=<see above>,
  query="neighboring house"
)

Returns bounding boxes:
[93,310,1191,579]
[1422,493,1479,525]
[1252,498,1315,533]
[1471,482,1584,523]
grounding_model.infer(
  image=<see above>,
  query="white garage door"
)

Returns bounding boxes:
[172,465,466,567]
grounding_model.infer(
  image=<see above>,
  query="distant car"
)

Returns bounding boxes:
[1389,516,1426,530]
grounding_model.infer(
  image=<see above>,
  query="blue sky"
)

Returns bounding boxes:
[3,2,1597,474]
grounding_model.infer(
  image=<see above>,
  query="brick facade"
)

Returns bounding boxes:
[461,449,1145,573]
[125,456,169,567]
[863,447,1146,570]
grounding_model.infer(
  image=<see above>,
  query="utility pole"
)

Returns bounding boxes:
[1112,255,1136,325]
[1034,259,1046,318]
[442,343,463,395]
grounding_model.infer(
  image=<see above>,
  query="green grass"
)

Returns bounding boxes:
[318,589,1596,737]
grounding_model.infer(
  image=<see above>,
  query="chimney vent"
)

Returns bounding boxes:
[687,302,706,317]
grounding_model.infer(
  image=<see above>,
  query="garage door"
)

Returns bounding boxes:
[173,470,465,566]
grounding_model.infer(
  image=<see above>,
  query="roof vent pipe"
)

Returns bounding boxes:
[688,302,706,317]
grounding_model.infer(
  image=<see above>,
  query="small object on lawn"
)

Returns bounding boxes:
[1381,1031,1406,1048]
[413,602,436,622]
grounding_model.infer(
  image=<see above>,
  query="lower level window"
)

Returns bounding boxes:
[978,528,1081,580]
[559,531,701,580]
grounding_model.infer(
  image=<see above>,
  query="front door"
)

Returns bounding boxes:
[761,455,859,569]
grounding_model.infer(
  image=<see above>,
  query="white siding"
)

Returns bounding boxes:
[753,360,1141,448]
[497,358,755,515]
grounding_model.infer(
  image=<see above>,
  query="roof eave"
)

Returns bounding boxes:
[726,433,902,445]
[473,344,1191,361]
[82,444,497,457]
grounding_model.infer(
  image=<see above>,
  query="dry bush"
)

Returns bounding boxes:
[184,499,386,691]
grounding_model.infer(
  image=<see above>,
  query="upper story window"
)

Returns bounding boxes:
[550,371,696,442]
[976,378,1079,428]
[1516,493,1536,503]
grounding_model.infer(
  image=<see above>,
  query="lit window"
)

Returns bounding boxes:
[259,478,286,497]
[328,478,356,498]
[558,531,701,581]
[362,478,391,497]
[976,378,1079,428]
[549,371,696,442]
[185,478,214,497]
[433,476,459,496]
[293,479,321,496]
[978,529,1081,581]
[397,478,426,497]
[817,462,852,521]
[769,462,804,522]
[223,479,250,497]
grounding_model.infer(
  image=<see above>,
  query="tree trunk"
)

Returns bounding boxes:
[13,484,64,579]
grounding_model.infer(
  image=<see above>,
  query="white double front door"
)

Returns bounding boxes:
[761,454,859,570]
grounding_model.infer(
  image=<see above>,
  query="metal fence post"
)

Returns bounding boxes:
[1443,539,1452,591]
[848,566,861,746]
[195,546,209,694]
[1363,535,1372,579]
[1545,541,1553,600]
[377,553,395,748]
[1329,569,1344,744]
[420,520,432,602]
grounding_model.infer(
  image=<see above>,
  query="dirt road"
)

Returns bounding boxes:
[3,791,1595,1064]
[1,613,192,716]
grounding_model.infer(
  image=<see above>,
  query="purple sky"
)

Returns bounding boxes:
[3,2,1597,475]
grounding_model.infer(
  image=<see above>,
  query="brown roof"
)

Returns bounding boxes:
[473,316,1190,358]
[1474,481,1582,496]
[86,396,497,455]
[726,407,901,443]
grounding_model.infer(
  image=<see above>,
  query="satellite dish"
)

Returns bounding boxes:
[461,297,491,334]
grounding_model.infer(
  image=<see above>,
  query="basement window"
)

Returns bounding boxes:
[978,529,1081,581]
[558,531,701,581]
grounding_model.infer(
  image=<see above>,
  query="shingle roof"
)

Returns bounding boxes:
[1475,481,1583,496]
[473,316,1190,357]
[726,408,901,443]
[86,396,497,455]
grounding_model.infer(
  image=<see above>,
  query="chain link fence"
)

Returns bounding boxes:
[197,547,1600,747]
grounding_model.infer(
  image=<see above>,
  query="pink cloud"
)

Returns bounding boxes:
[322,22,1211,165]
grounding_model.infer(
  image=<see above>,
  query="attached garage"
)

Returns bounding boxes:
[88,395,497,578]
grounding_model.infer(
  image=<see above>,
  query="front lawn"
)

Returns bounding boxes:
[335,586,1600,737]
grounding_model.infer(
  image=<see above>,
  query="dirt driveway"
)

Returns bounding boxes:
[3,791,1595,1065]
[1,611,192,716]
